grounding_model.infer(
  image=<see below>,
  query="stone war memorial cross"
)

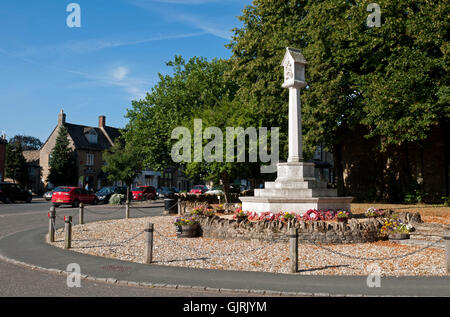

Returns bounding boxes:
[240,47,353,214]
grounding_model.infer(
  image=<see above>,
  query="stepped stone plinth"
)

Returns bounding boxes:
[240,162,352,214]
[240,47,353,214]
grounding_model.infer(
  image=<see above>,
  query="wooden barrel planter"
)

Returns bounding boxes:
[176,224,199,238]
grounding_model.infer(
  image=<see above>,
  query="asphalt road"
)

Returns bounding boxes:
[1,199,450,298]
[0,199,250,297]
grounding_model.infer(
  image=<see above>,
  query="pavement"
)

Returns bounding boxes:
[1,200,450,297]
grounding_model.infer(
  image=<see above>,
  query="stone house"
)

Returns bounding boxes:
[40,110,121,191]
[0,135,6,182]
[23,150,43,194]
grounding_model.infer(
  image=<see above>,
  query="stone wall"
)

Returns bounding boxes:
[196,216,385,244]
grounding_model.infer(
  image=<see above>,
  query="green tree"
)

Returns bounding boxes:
[227,0,449,197]
[181,98,261,202]
[9,135,43,151]
[227,0,310,161]
[5,141,28,184]
[102,140,143,202]
[47,126,77,186]
[123,56,237,173]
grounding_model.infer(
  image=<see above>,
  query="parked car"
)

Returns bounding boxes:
[51,187,98,207]
[157,187,179,199]
[205,185,224,196]
[95,186,127,204]
[0,182,32,203]
[189,185,209,194]
[229,184,247,194]
[43,191,53,201]
[132,186,157,201]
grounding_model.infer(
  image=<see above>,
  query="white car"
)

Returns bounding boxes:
[205,186,224,195]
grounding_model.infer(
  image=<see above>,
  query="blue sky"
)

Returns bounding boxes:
[0,0,252,142]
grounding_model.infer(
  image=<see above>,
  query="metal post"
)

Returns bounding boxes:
[48,206,56,243]
[445,229,450,274]
[177,198,181,215]
[126,201,130,219]
[289,227,298,273]
[79,203,84,225]
[64,216,72,249]
[144,223,154,264]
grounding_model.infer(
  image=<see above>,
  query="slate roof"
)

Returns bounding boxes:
[64,123,121,151]
[23,150,40,165]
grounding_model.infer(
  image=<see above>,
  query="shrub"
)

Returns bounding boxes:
[109,193,125,205]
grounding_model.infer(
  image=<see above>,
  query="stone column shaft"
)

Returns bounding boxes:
[288,87,302,162]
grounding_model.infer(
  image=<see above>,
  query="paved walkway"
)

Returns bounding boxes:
[1,224,449,296]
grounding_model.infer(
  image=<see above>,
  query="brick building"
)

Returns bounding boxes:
[40,110,121,190]
[338,123,450,203]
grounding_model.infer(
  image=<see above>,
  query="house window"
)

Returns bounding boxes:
[86,153,95,166]
[85,129,98,144]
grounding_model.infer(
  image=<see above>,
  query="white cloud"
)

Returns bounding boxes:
[14,32,205,57]
[0,47,150,100]
[128,0,237,40]
[112,66,129,81]
[131,0,232,5]
[175,14,232,40]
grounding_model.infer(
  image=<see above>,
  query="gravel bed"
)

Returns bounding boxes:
[51,216,448,276]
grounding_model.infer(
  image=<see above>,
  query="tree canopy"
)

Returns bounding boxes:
[123,0,448,201]
[47,126,77,186]
[102,140,142,201]
[228,0,449,153]
[5,141,28,185]
[123,56,238,172]
[9,135,43,151]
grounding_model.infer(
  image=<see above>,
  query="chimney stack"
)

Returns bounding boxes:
[99,115,106,128]
[58,109,66,125]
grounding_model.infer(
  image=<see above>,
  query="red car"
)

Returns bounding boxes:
[189,185,208,194]
[52,187,98,207]
[132,186,157,201]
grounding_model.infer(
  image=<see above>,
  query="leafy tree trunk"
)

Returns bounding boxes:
[5,143,28,185]
[401,143,414,201]
[444,126,450,197]
[332,144,345,197]
[221,173,231,204]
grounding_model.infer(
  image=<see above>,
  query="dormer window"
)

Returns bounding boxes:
[84,128,98,144]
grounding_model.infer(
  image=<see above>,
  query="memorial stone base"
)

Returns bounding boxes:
[240,162,353,214]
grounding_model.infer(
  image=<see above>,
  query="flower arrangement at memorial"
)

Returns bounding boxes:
[318,210,336,221]
[302,209,320,221]
[247,212,275,222]
[203,208,216,217]
[281,211,296,221]
[365,207,385,218]
[380,214,413,236]
[191,206,204,215]
[233,207,248,220]
[234,209,351,223]
[336,210,350,219]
